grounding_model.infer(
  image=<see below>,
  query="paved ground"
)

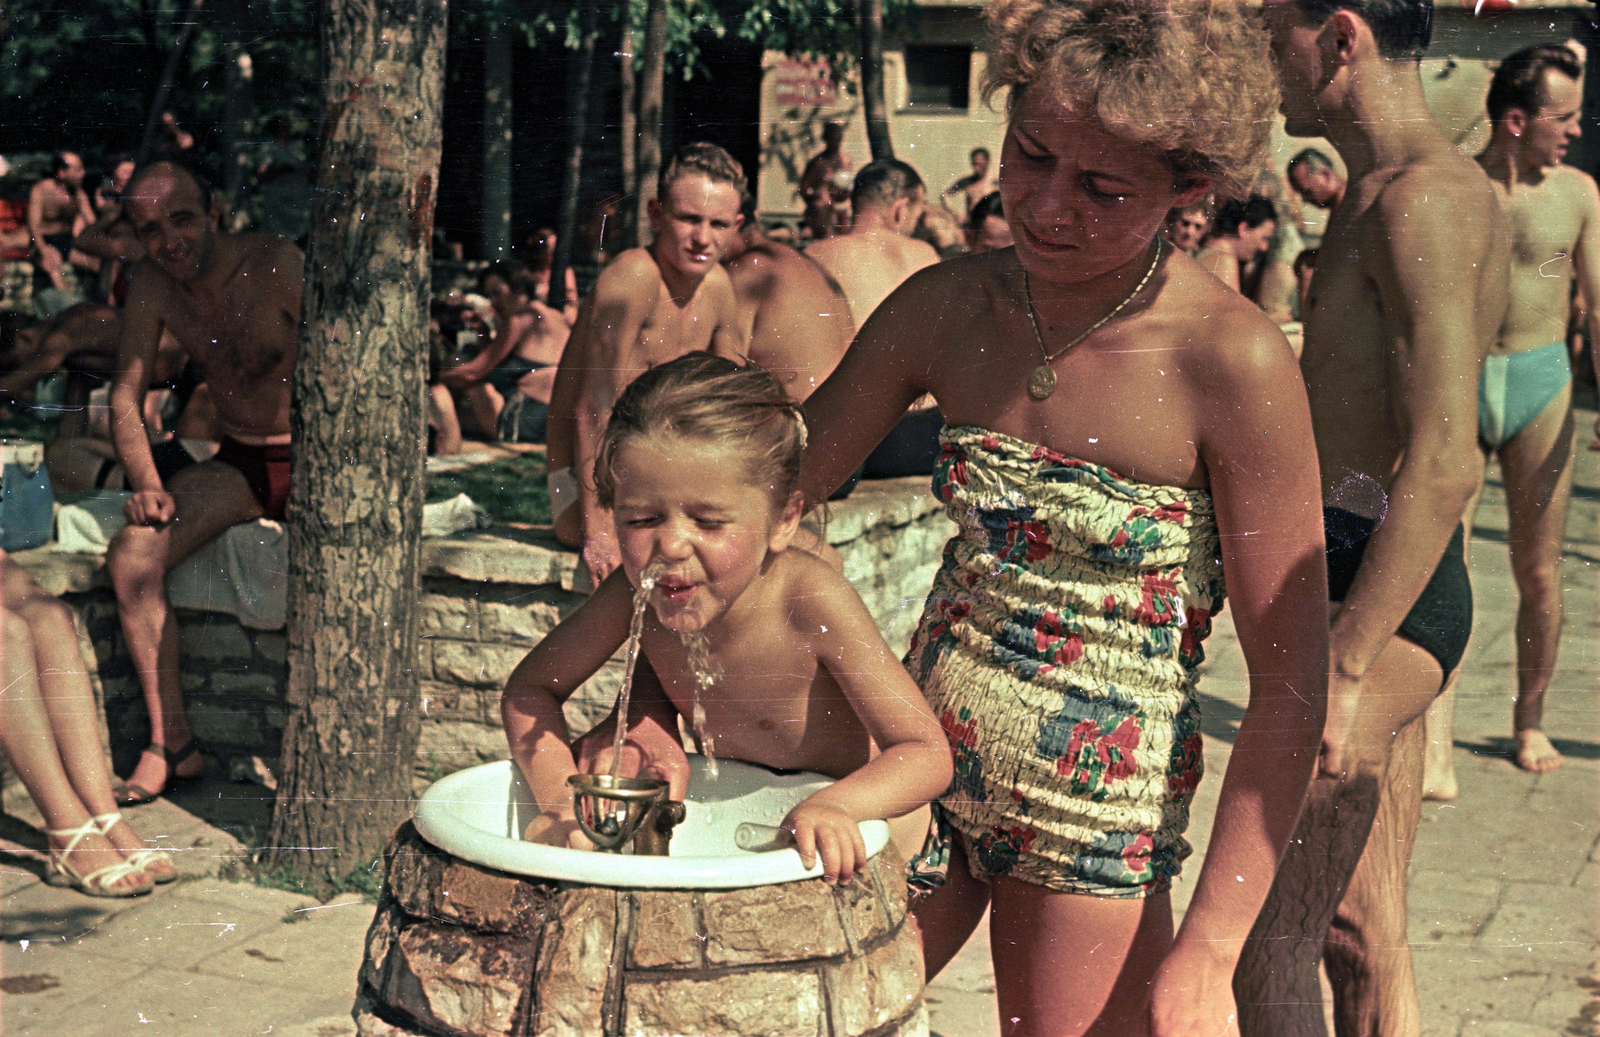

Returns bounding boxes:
[4,418,1599,1036]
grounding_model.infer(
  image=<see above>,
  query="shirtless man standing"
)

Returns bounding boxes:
[806,159,942,479]
[1238,3,1509,1035]
[105,162,304,804]
[941,147,999,221]
[546,143,745,581]
[720,200,854,402]
[1287,146,1348,211]
[28,151,95,295]
[1421,44,1599,793]
[805,159,939,328]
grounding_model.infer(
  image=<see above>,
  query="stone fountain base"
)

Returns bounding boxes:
[354,822,929,1037]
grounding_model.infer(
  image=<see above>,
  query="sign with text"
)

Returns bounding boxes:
[774,61,835,108]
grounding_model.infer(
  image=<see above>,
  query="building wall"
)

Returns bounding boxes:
[758,3,1600,228]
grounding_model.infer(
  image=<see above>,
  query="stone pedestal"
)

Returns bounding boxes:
[355,822,928,1037]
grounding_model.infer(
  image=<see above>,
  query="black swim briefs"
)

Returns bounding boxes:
[1324,506,1471,682]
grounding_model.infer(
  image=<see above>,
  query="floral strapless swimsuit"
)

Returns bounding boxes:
[907,426,1226,897]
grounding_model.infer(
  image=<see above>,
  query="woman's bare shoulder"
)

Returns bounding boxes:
[1164,258,1295,379]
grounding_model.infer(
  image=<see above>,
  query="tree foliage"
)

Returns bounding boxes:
[0,0,317,168]
[0,0,914,172]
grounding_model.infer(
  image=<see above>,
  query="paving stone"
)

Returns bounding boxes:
[478,601,545,641]
[1477,883,1598,967]
[374,919,532,1037]
[41,961,362,1037]
[702,877,848,965]
[628,889,701,968]
[827,920,925,1037]
[0,878,131,942]
[622,969,826,1037]
[431,641,528,687]
[420,594,477,639]
[529,886,616,1036]
[184,621,256,661]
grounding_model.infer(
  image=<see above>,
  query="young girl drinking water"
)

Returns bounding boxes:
[501,352,952,882]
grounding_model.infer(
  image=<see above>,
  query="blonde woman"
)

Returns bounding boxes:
[798,2,1327,1033]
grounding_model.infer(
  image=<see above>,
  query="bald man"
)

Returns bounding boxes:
[105,161,304,805]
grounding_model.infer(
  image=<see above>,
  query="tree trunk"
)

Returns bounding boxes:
[633,0,666,245]
[619,11,638,247]
[481,32,514,260]
[214,0,255,216]
[266,0,447,893]
[857,0,894,162]
[549,0,599,312]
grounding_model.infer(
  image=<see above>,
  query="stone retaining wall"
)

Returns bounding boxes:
[11,478,955,789]
[355,822,928,1037]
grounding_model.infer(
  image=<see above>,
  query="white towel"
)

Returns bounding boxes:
[52,491,489,631]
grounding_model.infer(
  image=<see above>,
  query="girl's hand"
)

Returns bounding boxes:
[1148,945,1240,1037]
[781,801,866,885]
[522,812,595,851]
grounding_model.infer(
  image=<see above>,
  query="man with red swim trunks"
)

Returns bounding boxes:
[106,161,303,804]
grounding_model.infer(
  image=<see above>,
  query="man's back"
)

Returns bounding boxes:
[726,240,853,400]
[1301,147,1508,493]
[804,230,939,327]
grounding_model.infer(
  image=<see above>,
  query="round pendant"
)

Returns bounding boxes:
[1027,364,1057,401]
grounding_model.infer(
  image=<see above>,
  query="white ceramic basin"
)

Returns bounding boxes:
[412,757,889,889]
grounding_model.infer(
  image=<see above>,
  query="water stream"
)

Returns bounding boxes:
[607,559,722,785]
[608,561,664,780]
[678,629,720,779]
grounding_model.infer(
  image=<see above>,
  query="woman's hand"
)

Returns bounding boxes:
[522,811,595,851]
[1148,943,1240,1037]
[781,800,866,885]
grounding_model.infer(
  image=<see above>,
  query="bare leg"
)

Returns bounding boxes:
[457,382,502,440]
[988,876,1173,1037]
[912,835,992,980]
[1236,631,1443,1037]
[1496,386,1574,773]
[106,462,263,796]
[1325,717,1426,1037]
[1423,459,1485,802]
[0,608,145,892]
[428,382,462,456]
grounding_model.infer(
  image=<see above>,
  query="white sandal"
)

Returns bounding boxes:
[45,817,154,898]
[93,812,177,884]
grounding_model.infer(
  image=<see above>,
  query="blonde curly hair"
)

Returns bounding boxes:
[982,0,1278,199]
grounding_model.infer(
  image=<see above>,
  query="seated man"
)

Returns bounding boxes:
[105,161,303,804]
[546,142,746,580]
[438,261,570,443]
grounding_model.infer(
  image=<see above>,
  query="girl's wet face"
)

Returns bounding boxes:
[611,433,793,634]
[1000,91,1195,282]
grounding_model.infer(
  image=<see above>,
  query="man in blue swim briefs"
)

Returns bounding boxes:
[104,161,304,805]
[1242,3,1511,1035]
[1420,44,1600,793]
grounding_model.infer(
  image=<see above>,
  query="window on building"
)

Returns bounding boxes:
[903,45,970,110]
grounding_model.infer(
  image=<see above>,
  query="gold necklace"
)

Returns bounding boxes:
[1022,239,1164,401]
